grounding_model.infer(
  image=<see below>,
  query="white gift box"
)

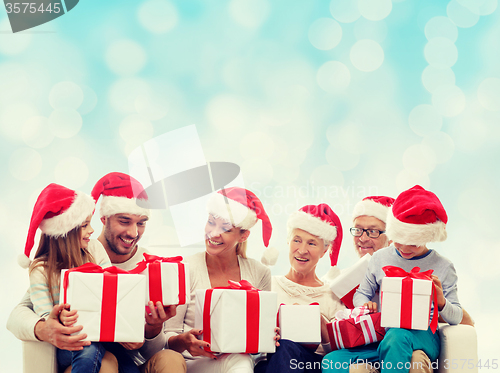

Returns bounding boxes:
[329,254,370,308]
[380,276,433,331]
[279,304,321,344]
[61,268,146,342]
[139,260,190,306]
[195,287,277,353]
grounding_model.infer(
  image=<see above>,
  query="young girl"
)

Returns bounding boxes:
[21,183,136,373]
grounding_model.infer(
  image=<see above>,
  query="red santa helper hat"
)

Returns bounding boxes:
[206,187,272,247]
[19,183,96,268]
[352,195,395,223]
[91,172,150,218]
[386,185,448,246]
[287,203,343,266]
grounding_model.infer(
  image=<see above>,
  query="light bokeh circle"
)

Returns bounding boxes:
[325,145,360,171]
[354,19,388,43]
[109,78,150,113]
[424,37,458,68]
[408,104,443,137]
[240,132,275,160]
[330,0,360,23]
[9,147,42,181]
[447,0,480,28]
[78,85,98,115]
[316,61,351,93]
[22,116,54,149]
[138,0,178,34]
[424,16,458,42]
[0,102,39,141]
[308,18,343,50]
[422,131,455,164]
[49,109,83,138]
[357,0,392,21]
[242,159,273,185]
[106,40,147,76]
[431,84,466,117]
[350,39,384,72]
[310,165,344,188]
[119,114,154,145]
[228,0,270,29]
[206,95,252,131]
[402,144,437,174]
[49,81,84,110]
[421,66,456,93]
[135,90,169,121]
[477,77,500,111]
[54,157,89,189]
[49,109,83,139]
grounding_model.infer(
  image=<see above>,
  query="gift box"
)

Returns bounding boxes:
[278,304,321,344]
[380,266,438,332]
[327,307,385,350]
[329,254,371,309]
[194,280,277,353]
[131,254,190,307]
[61,263,146,342]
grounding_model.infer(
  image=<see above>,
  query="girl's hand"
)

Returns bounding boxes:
[431,275,446,310]
[363,301,378,313]
[59,304,78,327]
[274,327,280,347]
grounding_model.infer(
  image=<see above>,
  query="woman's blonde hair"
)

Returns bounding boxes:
[29,226,94,304]
[235,229,248,258]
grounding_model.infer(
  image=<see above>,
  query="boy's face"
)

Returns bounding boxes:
[394,242,428,259]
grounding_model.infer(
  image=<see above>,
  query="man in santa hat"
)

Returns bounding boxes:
[7,172,186,373]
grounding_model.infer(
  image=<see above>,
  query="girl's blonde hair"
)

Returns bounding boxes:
[29,226,94,304]
[235,230,248,258]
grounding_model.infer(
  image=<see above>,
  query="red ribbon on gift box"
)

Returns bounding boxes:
[130,254,187,306]
[62,263,129,341]
[203,280,260,353]
[382,266,438,333]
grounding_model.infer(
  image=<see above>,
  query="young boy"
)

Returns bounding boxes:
[322,185,463,373]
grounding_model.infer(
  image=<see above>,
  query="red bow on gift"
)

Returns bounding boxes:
[382,266,438,333]
[129,253,184,273]
[129,253,187,306]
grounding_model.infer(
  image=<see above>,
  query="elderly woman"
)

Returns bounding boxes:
[143,187,274,373]
[255,203,346,373]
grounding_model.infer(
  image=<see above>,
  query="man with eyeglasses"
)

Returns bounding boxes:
[351,196,394,258]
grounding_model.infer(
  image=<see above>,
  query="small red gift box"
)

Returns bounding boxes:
[327,306,385,350]
[131,253,189,307]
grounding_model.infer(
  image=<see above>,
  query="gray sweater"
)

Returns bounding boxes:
[353,245,463,325]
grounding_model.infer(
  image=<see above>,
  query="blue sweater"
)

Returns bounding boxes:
[353,245,463,325]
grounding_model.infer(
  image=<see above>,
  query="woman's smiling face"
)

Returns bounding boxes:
[288,228,328,276]
[205,214,248,256]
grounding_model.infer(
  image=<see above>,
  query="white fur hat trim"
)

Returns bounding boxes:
[100,196,150,218]
[386,208,447,246]
[352,199,390,223]
[206,192,257,229]
[39,191,95,237]
[287,210,337,242]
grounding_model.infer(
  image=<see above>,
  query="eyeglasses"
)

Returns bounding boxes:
[350,227,385,238]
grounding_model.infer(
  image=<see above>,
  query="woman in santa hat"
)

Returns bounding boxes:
[153,187,275,373]
[255,203,346,373]
[23,183,137,373]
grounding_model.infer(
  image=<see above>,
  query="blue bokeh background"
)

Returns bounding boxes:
[1,0,500,371]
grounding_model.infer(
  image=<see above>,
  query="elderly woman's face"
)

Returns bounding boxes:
[205,214,248,256]
[289,228,328,275]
